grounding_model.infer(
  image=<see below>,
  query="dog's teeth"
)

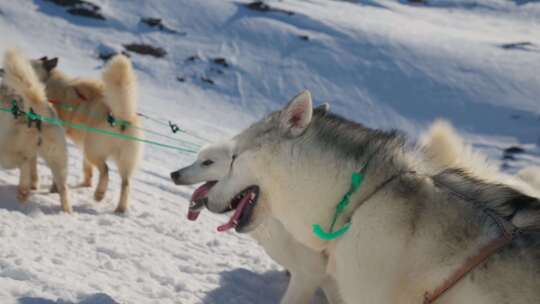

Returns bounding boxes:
[250,193,256,200]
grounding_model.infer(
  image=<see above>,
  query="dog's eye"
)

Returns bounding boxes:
[202,160,214,167]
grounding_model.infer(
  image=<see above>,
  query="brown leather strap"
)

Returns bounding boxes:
[423,210,519,304]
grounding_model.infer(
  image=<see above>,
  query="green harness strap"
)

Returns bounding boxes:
[0,102,198,154]
[312,172,364,240]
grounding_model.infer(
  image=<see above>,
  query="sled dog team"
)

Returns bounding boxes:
[2,48,540,303]
[0,49,141,213]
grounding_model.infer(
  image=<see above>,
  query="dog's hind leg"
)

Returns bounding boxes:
[80,157,93,188]
[17,161,32,203]
[30,156,39,190]
[92,159,109,202]
[114,158,136,213]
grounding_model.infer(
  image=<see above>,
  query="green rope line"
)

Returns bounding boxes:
[54,102,202,149]
[0,104,198,154]
[312,172,364,240]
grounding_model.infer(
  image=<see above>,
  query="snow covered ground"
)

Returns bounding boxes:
[0,0,539,303]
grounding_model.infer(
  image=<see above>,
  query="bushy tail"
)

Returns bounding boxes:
[421,119,540,197]
[3,49,47,113]
[420,119,499,178]
[102,55,138,122]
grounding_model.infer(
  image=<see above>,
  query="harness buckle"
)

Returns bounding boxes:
[169,121,181,134]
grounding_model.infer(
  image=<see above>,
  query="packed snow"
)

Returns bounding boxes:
[0,0,539,303]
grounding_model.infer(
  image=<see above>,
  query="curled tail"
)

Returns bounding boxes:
[102,55,138,122]
[3,49,47,113]
[420,119,499,178]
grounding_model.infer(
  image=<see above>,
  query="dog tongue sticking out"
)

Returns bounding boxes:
[189,182,256,232]
[188,181,216,221]
[216,191,254,232]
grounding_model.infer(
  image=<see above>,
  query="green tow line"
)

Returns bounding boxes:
[0,101,198,154]
[312,172,364,240]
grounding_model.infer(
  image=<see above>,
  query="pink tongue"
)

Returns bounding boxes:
[188,181,217,222]
[187,210,200,221]
[217,191,252,232]
[190,181,216,202]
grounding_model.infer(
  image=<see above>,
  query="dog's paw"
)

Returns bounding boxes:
[114,205,127,214]
[94,190,105,202]
[62,205,73,214]
[49,184,58,193]
[31,181,39,191]
[17,187,30,203]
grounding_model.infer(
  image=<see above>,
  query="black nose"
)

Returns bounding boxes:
[170,170,180,182]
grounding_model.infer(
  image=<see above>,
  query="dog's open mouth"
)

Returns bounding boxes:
[189,182,259,233]
[188,181,217,221]
[217,186,259,233]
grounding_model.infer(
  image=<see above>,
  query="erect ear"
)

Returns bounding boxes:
[39,56,48,61]
[280,90,313,137]
[43,57,58,72]
[314,103,330,114]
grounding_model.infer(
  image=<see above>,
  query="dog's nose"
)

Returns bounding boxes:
[170,170,181,182]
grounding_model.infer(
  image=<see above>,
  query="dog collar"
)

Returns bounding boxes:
[312,172,363,240]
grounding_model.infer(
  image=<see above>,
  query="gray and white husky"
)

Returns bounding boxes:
[192,91,540,303]
[171,140,343,304]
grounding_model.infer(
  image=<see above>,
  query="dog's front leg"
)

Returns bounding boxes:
[17,161,32,202]
[281,272,321,304]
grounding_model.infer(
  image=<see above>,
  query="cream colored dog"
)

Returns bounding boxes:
[32,55,142,213]
[0,49,70,212]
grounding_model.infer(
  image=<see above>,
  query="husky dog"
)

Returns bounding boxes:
[0,49,70,212]
[197,90,540,303]
[32,55,142,213]
[171,138,343,304]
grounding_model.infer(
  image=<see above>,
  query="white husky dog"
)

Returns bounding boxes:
[0,49,70,212]
[196,91,540,304]
[171,139,343,304]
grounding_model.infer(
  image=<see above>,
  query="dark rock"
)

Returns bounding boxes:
[123,43,167,58]
[67,8,105,20]
[44,0,105,20]
[140,17,181,34]
[504,146,526,154]
[213,58,229,68]
[299,35,310,41]
[500,41,536,51]
[244,1,294,15]
[177,77,186,83]
[201,77,215,85]
[245,1,271,12]
[185,55,200,62]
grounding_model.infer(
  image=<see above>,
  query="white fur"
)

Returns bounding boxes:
[3,49,47,113]
[421,119,540,198]
[102,55,138,121]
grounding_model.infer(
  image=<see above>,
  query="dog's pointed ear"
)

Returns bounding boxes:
[314,103,329,114]
[43,57,58,72]
[39,56,48,61]
[280,90,313,137]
